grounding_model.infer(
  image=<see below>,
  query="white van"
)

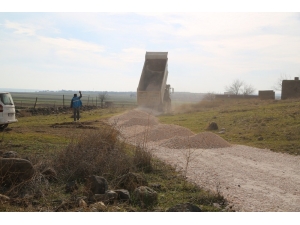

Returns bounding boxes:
[0,92,18,129]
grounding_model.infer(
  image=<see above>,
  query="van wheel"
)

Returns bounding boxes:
[0,124,8,130]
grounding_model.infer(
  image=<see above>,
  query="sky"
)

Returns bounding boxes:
[1,1,300,94]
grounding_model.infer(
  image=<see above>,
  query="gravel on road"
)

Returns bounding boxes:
[109,108,300,212]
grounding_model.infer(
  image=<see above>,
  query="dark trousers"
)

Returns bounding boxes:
[73,108,80,121]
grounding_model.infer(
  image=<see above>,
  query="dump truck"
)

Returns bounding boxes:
[137,52,172,112]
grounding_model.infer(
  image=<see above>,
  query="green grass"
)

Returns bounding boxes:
[1,107,133,155]
[159,98,300,155]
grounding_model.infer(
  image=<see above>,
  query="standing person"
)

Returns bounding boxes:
[70,91,82,122]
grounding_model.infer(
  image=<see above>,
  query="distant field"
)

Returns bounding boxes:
[10,91,137,108]
[10,91,205,108]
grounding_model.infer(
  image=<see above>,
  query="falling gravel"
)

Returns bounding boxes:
[109,108,300,212]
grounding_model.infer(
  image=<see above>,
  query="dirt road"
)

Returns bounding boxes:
[110,109,300,212]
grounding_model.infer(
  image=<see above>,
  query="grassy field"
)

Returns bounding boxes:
[0,106,225,212]
[159,98,300,155]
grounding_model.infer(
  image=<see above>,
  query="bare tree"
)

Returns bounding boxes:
[273,73,291,91]
[225,79,244,95]
[203,92,215,101]
[225,79,255,95]
[242,84,255,95]
[98,91,108,108]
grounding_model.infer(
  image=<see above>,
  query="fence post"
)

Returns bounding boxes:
[87,95,90,106]
[63,95,65,108]
[33,97,38,109]
[96,97,97,107]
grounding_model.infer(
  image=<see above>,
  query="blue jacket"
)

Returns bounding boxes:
[71,96,82,108]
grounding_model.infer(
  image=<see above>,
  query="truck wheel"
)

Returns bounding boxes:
[0,124,8,130]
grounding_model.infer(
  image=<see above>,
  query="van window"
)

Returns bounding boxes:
[0,93,14,105]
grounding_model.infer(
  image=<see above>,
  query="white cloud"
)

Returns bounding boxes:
[4,20,37,36]
[118,48,146,63]
[38,37,105,53]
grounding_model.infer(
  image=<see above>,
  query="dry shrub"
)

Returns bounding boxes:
[53,125,133,182]
[133,146,153,173]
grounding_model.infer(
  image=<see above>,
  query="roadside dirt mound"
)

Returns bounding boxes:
[159,132,231,149]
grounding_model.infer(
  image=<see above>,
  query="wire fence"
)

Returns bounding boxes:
[11,92,137,109]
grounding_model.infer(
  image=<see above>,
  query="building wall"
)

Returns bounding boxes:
[215,94,258,100]
[258,90,275,100]
[281,77,300,100]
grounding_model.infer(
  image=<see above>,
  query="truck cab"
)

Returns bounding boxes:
[0,92,18,130]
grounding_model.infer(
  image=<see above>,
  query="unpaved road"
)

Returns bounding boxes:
[149,144,300,212]
[110,109,300,212]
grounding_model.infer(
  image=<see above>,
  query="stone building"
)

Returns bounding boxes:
[281,77,300,100]
[258,90,275,100]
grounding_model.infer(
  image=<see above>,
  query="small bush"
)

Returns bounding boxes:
[53,125,133,182]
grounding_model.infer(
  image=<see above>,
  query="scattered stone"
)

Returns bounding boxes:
[91,190,118,204]
[41,167,57,182]
[166,203,202,212]
[78,199,87,208]
[258,136,264,141]
[85,175,108,195]
[206,122,218,131]
[218,128,226,134]
[132,186,158,207]
[114,189,130,202]
[113,172,148,192]
[89,201,106,212]
[0,158,35,186]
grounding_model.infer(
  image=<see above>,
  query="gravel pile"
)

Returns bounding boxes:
[159,132,231,149]
[109,109,230,149]
[121,117,159,127]
[132,124,194,142]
